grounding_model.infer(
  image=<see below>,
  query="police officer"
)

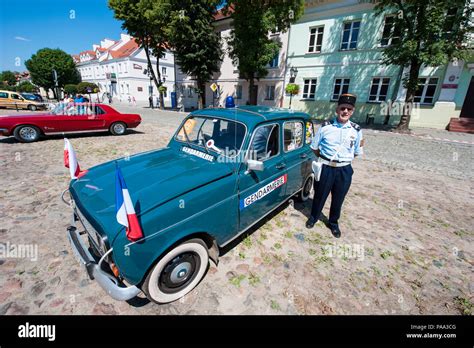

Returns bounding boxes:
[306,93,364,238]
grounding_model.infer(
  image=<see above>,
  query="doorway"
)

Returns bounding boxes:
[460,77,474,118]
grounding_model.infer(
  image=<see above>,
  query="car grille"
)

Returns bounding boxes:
[74,205,107,256]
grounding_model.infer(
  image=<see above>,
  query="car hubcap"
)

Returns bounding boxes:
[158,252,200,294]
[114,124,125,134]
[19,127,37,140]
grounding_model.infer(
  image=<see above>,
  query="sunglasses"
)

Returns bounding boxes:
[339,107,354,112]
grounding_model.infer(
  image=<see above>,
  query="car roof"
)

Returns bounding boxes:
[190,105,311,128]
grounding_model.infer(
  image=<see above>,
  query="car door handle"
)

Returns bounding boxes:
[276,163,286,169]
[300,153,307,159]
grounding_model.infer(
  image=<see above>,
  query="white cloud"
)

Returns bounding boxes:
[14,36,31,42]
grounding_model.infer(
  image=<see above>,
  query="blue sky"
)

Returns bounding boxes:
[0,0,124,71]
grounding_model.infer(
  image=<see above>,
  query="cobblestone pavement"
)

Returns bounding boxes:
[0,108,472,315]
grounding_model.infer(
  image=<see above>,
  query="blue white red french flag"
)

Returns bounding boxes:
[115,165,143,242]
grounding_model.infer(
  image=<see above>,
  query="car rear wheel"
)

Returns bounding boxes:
[28,104,37,111]
[13,125,40,143]
[297,173,314,202]
[143,238,209,304]
[110,122,127,136]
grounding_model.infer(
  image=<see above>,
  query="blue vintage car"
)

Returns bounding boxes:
[65,106,316,303]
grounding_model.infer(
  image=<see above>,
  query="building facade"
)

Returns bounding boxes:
[282,0,473,129]
[74,34,176,106]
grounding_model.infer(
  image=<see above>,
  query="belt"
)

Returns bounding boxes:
[319,156,351,167]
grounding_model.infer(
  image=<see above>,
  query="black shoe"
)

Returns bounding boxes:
[306,217,317,229]
[330,225,341,238]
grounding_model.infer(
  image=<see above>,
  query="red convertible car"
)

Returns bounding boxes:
[0,103,141,142]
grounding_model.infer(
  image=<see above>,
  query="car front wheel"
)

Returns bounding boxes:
[110,122,127,135]
[13,125,40,143]
[143,238,209,304]
[297,173,314,202]
[28,104,37,111]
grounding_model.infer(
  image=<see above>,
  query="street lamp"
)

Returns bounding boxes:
[289,67,298,109]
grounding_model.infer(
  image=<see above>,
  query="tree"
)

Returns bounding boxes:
[64,84,78,95]
[16,81,37,93]
[167,0,223,109]
[109,0,170,109]
[375,0,473,131]
[225,0,304,105]
[77,82,99,94]
[0,71,17,86]
[25,48,81,99]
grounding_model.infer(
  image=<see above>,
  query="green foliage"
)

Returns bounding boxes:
[64,84,78,95]
[374,0,473,129]
[16,81,37,93]
[166,0,222,108]
[158,85,167,93]
[77,82,99,94]
[285,83,299,96]
[25,48,81,92]
[0,71,17,86]
[225,0,304,103]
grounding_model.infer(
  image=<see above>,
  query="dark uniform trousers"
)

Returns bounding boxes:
[310,163,353,227]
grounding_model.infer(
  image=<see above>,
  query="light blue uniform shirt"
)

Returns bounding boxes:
[310,118,363,162]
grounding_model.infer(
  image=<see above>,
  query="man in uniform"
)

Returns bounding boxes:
[306,93,364,238]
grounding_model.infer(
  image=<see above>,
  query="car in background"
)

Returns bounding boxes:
[21,93,44,103]
[65,105,316,304]
[0,90,46,111]
[0,103,141,142]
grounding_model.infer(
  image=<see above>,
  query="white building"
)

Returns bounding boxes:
[74,34,176,106]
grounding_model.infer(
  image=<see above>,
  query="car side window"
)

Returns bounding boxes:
[305,121,316,145]
[249,124,280,161]
[284,121,304,152]
[94,106,105,115]
[0,92,7,98]
[11,93,21,100]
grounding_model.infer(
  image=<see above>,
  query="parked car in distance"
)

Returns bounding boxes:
[0,103,141,142]
[65,105,317,304]
[21,93,44,103]
[0,90,46,111]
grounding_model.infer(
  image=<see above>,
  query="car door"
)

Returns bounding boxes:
[281,119,307,197]
[48,104,107,133]
[9,92,27,109]
[238,122,287,231]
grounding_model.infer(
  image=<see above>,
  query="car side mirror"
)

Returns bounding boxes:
[246,159,264,172]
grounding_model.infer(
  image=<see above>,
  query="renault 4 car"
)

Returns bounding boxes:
[64,105,317,303]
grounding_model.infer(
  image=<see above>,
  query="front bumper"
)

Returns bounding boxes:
[64,192,141,301]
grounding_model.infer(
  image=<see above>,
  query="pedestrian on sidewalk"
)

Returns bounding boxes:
[149,95,154,109]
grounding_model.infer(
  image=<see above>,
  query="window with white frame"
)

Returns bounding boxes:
[331,78,350,101]
[269,52,279,68]
[188,86,193,97]
[368,77,390,102]
[341,21,360,50]
[235,85,242,99]
[302,79,317,99]
[308,26,324,53]
[265,85,275,100]
[162,67,167,76]
[414,77,438,104]
[380,16,401,47]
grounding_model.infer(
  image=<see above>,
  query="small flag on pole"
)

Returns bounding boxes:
[115,164,144,242]
[64,138,87,179]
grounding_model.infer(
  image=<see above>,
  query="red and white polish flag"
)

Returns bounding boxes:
[64,138,86,179]
[115,165,144,242]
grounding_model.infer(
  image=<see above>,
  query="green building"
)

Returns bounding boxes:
[283,0,473,129]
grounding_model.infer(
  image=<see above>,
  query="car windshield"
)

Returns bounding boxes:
[175,116,246,156]
[51,102,97,116]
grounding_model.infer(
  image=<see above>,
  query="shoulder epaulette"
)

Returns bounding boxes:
[321,120,331,127]
[350,121,361,131]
